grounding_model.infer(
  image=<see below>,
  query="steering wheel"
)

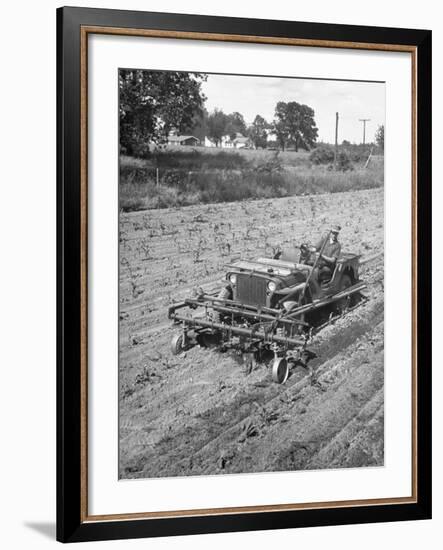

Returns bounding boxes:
[299,244,317,266]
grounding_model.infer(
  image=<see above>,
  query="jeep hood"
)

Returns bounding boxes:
[225,257,311,278]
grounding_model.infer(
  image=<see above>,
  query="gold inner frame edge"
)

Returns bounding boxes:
[79,25,418,523]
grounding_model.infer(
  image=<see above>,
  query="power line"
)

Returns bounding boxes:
[359,118,371,145]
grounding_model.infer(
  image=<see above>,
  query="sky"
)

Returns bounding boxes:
[201,73,385,144]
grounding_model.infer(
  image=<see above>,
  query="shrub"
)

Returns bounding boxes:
[310,147,353,172]
[309,146,335,165]
[254,152,283,175]
[334,151,354,172]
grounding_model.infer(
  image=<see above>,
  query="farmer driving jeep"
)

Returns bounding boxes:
[274,225,342,284]
[295,225,341,283]
[312,225,342,282]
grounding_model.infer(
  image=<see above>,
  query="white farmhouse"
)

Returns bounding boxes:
[204,133,251,149]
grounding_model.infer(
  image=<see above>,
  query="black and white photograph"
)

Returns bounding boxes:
[118,69,385,480]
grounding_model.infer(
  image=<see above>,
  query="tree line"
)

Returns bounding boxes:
[119,69,384,156]
[199,102,318,152]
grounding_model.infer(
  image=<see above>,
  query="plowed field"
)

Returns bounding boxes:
[119,187,384,479]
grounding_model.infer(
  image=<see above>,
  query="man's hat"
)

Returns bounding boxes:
[331,224,341,233]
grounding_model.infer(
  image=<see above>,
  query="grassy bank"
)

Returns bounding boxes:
[119,148,383,211]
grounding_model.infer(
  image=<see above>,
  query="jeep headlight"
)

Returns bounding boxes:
[229,274,237,285]
[267,281,277,292]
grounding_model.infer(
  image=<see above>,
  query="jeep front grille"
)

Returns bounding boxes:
[236,274,267,307]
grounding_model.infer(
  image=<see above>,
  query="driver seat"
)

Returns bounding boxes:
[318,266,333,286]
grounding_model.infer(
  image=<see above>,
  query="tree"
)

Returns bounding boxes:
[206,109,229,147]
[225,112,247,140]
[273,101,318,151]
[375,124,384,151]
[189,108,209,144]
[273,116,288,151]
[248,115,269,149]
[119,69,207,156]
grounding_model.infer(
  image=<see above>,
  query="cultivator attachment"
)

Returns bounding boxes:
[168,280,366,384]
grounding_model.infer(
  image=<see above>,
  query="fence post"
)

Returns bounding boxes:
[364,146,373,169]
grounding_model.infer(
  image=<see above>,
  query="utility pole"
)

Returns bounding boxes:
[334,112,339,170]
[359,118,371,145]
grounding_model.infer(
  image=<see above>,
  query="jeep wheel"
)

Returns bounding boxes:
[171,333,185,355]
[212,286,232,323]
[198,331,220,349]
[272,357,289,384]
[336,274,353,314]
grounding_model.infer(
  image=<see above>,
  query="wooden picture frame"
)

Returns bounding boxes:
[57,6,432,543]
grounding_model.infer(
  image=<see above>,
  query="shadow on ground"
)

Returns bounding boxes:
[24,522,56,540]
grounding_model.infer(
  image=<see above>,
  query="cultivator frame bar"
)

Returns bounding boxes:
[168,280,366,350]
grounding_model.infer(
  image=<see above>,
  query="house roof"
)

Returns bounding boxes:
[168,135,199,142]
[233,136,250,144]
